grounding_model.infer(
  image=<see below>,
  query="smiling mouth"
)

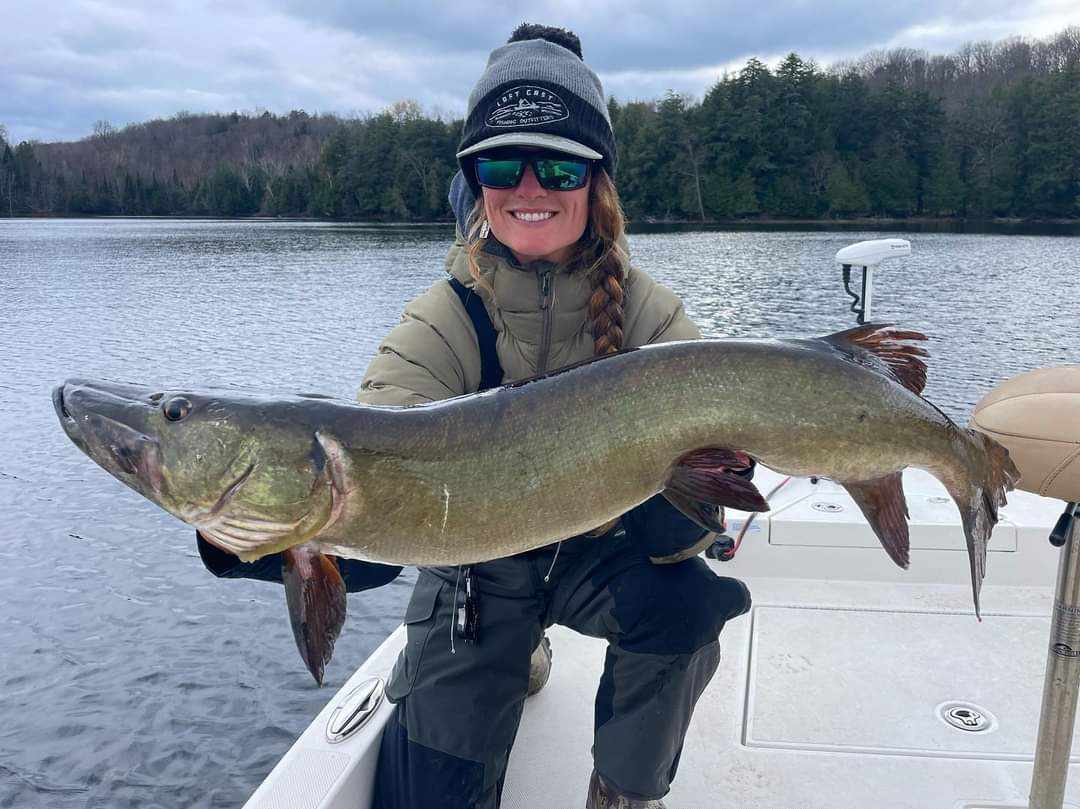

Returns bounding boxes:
[511,211,556,222]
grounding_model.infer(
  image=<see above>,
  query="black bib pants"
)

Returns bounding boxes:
[370,280,752,808]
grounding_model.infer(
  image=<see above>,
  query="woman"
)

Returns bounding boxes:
[361,24,753,809]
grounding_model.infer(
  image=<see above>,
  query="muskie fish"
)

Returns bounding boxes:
[54,325,1019,683]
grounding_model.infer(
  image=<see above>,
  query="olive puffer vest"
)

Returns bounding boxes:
[358,238,700,406]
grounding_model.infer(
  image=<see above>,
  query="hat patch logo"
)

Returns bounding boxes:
[487,85,568,128]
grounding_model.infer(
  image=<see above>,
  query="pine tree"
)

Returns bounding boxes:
[5,28,1079,222]
[825,162,870,215]
[863,134,919,215]
[925,145,965,215]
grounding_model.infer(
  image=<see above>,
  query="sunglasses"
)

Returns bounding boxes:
[474,151,592,191]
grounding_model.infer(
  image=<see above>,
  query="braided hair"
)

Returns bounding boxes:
[581,169,627,355]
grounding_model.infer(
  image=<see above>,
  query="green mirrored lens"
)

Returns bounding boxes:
[475,159,524,188]
[534,159,589,190]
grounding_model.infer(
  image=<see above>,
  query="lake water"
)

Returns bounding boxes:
[0,218,1077,807]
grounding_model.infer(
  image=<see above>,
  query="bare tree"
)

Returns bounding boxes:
[92,119,116,140]
[388,99,424,124]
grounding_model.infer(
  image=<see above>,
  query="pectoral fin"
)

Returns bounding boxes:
[661,489,729,534]
[282,543,347,686]
[662,448,769,533]
[842,472,911,569]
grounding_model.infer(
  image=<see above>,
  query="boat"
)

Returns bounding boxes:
[242,241,1079,809]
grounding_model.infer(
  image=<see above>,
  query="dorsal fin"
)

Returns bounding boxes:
[822,323,929,394]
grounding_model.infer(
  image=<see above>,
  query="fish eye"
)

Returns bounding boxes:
[163,396,192,421]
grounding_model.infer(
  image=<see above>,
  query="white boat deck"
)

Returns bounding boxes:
[504,580,1076,809]
[245,470,1077,809]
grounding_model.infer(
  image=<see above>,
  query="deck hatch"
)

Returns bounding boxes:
[744,604,1077,760]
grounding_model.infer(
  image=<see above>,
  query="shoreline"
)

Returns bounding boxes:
[3,213,1079,227]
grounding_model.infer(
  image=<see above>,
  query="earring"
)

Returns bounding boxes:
[479,220,490,239]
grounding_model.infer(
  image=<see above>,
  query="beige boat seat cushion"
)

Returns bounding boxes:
[970,365,1080,502]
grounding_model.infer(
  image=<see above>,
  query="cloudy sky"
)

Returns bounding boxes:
[2,0,1078,144]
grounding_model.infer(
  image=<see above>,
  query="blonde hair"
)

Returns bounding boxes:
[464,167,629,356]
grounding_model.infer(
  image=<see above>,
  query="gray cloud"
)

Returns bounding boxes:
[274,0,1061,70]
[1,0,1077,143]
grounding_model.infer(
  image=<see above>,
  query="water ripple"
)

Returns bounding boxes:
[0,218,1076,807]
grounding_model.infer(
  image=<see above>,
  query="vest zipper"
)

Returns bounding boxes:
[535,268,554,374]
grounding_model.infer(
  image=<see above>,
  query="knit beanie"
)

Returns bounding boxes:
[456,34,617,196]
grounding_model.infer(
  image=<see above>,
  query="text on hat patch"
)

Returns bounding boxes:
[487,86,569,128]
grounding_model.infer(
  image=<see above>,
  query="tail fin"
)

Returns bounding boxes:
[283,543,347,685]
[942,429,1021,619]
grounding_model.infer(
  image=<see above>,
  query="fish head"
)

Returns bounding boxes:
[54,379,338,560]
[55,378,171,504]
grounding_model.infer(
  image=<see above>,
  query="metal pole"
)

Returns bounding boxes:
[1030,503,1080,809]
[862,265,874,323]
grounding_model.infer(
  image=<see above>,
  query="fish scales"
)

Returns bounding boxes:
[318,340,931,563]
[53,336,986,565]
[54,325,1020,682]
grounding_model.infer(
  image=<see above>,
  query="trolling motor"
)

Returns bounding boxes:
[835,238,911,323]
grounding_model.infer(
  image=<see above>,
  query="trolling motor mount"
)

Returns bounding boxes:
[835,239,911,323]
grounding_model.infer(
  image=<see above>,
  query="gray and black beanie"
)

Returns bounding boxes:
[456,36,617,196]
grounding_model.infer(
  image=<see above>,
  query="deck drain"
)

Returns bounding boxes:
[811,501,844,513]
[938,702,996,733]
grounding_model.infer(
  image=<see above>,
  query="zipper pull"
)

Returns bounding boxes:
[539,269,553,309]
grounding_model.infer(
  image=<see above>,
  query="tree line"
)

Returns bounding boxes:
[1,27,1077,221]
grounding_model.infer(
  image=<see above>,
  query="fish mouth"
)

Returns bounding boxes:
[54,379,166,496]
[53,384,80,446]
[53,384,72,420]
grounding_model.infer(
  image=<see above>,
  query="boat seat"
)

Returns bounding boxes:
[970,365,1080,502]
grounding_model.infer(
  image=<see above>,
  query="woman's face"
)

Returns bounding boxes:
[481,155,591,266]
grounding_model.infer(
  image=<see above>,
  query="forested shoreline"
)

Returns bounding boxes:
[1,28,1077,222]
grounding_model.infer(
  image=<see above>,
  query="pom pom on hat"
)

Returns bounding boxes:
[456,23,616,195]
[508,23,583,59]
